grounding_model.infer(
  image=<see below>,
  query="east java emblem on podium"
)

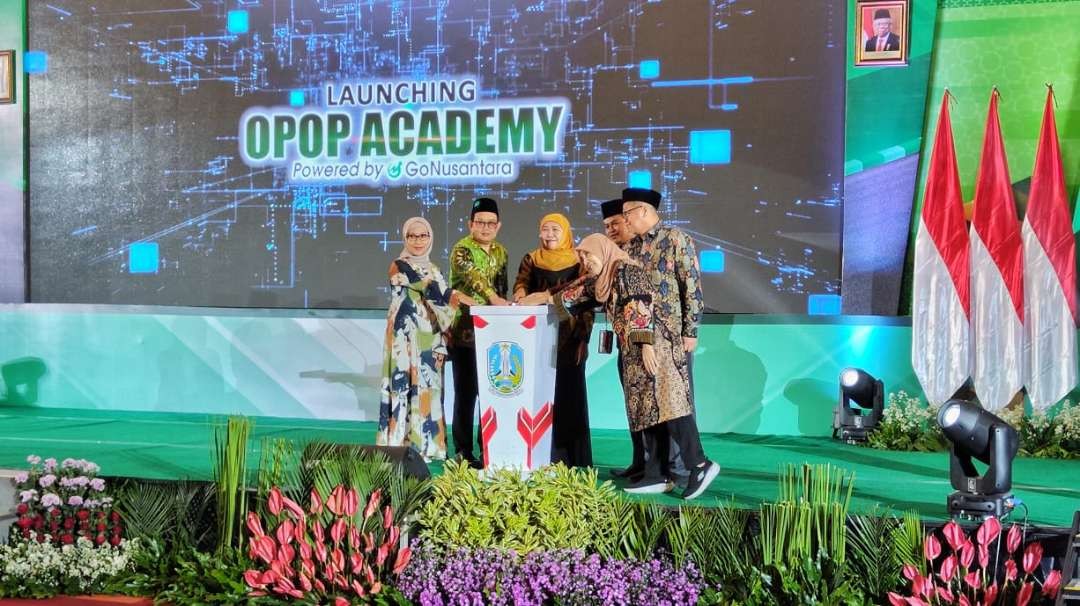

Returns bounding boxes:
[487,341,524,396]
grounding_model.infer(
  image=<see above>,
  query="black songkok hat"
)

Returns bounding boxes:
[471,197,499,218]
[621,187,662,209]
[873,8,891,20]
[600,199,624,219]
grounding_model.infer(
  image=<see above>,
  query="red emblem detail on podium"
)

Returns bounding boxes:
[472,315,488,329]
[516,402,553,468]
[520,315,536,329]
[480,407,498,468]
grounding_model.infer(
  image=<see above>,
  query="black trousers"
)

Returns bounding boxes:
[640,414,706,482]
[449,346,482,459]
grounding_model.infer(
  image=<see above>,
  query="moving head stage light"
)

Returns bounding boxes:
[937,399,1020,520]
[834,368,884,443]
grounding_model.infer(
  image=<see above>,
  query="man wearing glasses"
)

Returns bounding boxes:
[448,197,510,468]
[619,187,719,500]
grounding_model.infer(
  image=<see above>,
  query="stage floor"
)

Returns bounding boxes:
[1,407,1076,528]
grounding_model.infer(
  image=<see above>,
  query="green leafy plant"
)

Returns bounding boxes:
[866,391,946,452]
[667,502,757,603]
[999,400,1080,459]
[214,415,253,555]
[846,508,925,602]
[418,460,621,554]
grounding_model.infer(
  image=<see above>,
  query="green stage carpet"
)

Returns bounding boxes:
[0,407,1076,527]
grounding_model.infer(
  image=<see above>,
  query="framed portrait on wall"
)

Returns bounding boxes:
[855,1,909,66]
[0,50,14,103]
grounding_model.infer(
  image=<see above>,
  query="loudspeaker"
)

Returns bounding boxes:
[347,444,431,480]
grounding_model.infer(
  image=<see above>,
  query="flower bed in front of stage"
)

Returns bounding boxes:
[866,392,1080,459]
[1,418,1068,605]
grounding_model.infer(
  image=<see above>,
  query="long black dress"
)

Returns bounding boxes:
[514,255,594,467]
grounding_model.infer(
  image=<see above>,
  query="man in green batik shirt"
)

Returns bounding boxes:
[448,197,509,467]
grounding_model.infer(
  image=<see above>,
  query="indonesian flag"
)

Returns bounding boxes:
[1023,87,1077,410]
[912,92,970,405]
[970,90,1024,412]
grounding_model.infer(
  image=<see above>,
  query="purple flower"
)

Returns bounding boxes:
[19,490,38,503]
[61,458,77,469]
[26,455,41,465]
[43,458,57,471]
[13,471,28,484]
[90,478,106,492]
[38,474,56,488]
[41,493,61,508]
[72,476,89,487]
[68,495,84,507]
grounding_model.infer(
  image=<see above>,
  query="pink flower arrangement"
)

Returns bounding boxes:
[889,518,1062,606]
[10,453,122,547]
[243,485,412,603]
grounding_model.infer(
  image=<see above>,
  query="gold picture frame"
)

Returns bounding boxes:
[855,1,909,67]
[0,50,14,104]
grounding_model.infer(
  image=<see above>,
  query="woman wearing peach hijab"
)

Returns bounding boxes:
[514,213,594,467]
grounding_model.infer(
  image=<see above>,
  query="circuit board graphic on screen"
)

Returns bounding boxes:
[29,0,845,312]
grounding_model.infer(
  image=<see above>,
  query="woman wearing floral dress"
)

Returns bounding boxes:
[377,217,472,461]
[514,213,594,467]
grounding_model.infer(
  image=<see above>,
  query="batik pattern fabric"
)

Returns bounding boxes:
[625,224,704,339]
[448,236,508,348]
[377,259,457,461]
[559,261,691,431]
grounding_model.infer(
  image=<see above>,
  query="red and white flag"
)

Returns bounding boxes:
[1023,87,1077,410]
[970,90,1024,412]
[912,92,970,405]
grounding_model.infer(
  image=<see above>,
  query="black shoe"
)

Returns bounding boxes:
[455,453,483,470]
[682,461,720,500]
[609,464,645,479]
[624,476,674,494]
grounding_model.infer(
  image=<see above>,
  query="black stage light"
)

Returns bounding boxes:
[833,368,884,443]
[937,399,1019,520]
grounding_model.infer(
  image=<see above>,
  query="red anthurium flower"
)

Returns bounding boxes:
[383,505,394,530]
[963,570,980,589]
[277,544,296,566]
[387,525,400,547]
[958,594,971,606]
[258,569,279,586]
[344,488,359,517]
[332,547,346,572]
[365,566,376,585]
[298,573,312,592]
[243,570,265,589]
[365,489,381,520]
[937,587,954,603]
[903,564,919,581]
[326,486,346,516]
[376,544,390,568]
[1043,569,1062,597]
[334,597,348,606]
[1005,559,1018,581]
[393,546,412,575]
[976,517,1001,546]
[282,495,306,521]
[313,579,326,593]
[330,519,347,544]
[246,512,265,538]
[364,532,375,553]
[978,544,989,569]
[939,555,957,583]
[924,534,942,561]
[349,526,361,549]
[268,487,284,516]
[370,581,383,595]
[309,488,323,515]
[275,518,295,546]
[299,542,312,561]
[1016,581,1033,606]
[1006,524,1023,554]
[293,520,305,544]
[887,592,906,606]
[301,559,315,580]
[942,521,966,551]
[985,582,998,606]
[315,543,327,563]
[350,552,363,574]
[352,579,368,597]
[270,558,290,579]
[1022,542,1043,575]
[254,535,277,564]
[960,540,975,568]
[334,574,348,589]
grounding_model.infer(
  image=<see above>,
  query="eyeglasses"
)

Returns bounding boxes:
[621,205,646,219]
[405,233,431,242]
[471,220,499,229]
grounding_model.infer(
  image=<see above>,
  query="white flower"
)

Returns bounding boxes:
[26,455,41,465]
[13,471,28,483]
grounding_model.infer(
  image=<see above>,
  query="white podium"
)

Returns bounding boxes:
[470,305,559,471]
